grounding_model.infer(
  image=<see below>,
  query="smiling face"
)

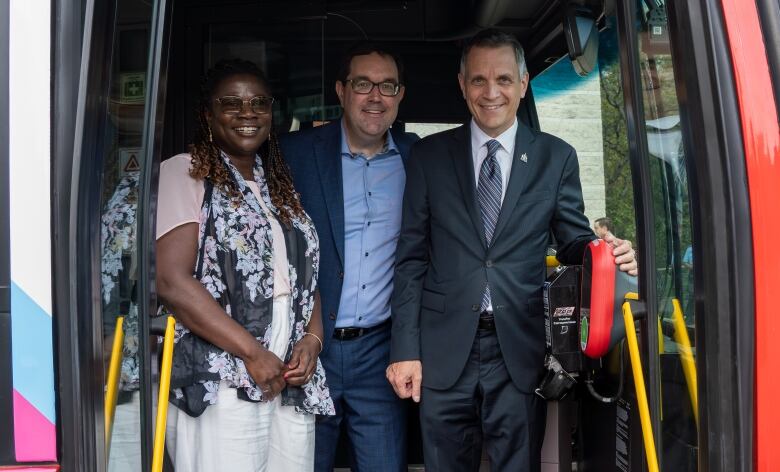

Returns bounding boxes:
[206,73,272,162]
[458,45,529,138]
[336,52,405,151]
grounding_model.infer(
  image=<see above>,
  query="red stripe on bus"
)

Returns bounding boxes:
[720,0,780,468]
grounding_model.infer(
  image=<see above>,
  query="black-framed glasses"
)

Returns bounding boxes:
[215,95,275,115]
[345,79,401,97]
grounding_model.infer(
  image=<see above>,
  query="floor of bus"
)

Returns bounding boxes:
[330,404,507,471]
[329,399,570,471]
[333,462,487,470]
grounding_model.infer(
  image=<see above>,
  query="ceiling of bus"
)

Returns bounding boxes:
[179,0,595,74]
[181,0,582,45]
[162,0,599,154]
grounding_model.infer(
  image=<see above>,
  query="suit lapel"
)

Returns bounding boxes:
[314,123,345,265]
[491,122,536,243]
[390,127,411,163]
[451,125,488,249]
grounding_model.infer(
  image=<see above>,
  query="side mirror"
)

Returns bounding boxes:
[563,6,600,76]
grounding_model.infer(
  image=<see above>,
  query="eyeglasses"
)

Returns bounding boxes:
[345,79,401,97]
[215,95,275,115]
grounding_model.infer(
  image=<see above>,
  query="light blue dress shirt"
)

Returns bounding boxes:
[336,125,406,328]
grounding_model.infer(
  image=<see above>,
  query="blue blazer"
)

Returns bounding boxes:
[279,120,418,353]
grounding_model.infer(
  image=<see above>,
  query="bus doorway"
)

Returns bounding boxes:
[154,1,689,468]
[57,0,777,470]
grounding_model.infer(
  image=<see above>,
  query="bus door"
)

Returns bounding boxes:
[71,0,171,470]
[530,0,755,469]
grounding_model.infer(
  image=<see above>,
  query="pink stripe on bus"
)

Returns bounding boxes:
[12,390,56,462]
[0,468,59,471]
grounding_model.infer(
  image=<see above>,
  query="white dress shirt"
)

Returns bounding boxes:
[470,118,518,203]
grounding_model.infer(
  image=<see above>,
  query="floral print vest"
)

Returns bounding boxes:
[163,152,334,417]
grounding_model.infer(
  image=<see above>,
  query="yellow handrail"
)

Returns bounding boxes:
[671,298,698,427]
[622,298,660,472]
[105,316,125,452]
[152,316,176,472]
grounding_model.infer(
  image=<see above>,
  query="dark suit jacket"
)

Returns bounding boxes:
[390,121,595,393]
[279,120,418,353]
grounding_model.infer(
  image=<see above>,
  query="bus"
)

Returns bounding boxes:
[1,0,778,470]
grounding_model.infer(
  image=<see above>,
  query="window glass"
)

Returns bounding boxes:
[634,0,698,469]
[204,20,330,133]
[98,1,156,469]
[405,122,460,138]
[531,16,636,242]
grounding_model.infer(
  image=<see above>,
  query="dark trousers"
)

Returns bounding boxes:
[315,322,407,472]
[420,326,546,472]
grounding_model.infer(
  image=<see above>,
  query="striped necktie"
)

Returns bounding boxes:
[477,139,502,311]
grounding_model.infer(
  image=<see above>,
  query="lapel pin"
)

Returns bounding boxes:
[520,153,528,163]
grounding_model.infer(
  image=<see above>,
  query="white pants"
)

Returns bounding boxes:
[166,295,315,471]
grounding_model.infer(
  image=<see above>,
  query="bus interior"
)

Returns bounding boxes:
[93,0,696,469]
[6,0,776,469]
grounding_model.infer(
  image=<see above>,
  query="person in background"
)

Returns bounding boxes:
[280,43,417,472]
[386,29,637,472]
[156,59,334,472]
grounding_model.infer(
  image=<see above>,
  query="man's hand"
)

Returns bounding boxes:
[386,360,423,402]
[603,233,638,276]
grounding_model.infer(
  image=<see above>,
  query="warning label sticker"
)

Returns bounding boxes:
[119,148,142,175]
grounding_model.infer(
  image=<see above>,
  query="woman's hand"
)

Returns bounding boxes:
[284,334,321,386]
[244,345,288,399]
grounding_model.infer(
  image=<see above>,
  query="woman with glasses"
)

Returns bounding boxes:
[156,59,334,471]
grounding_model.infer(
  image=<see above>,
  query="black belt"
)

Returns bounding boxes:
[478,312,496,331]
[332,319,390,341]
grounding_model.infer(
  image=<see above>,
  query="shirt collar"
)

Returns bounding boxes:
[470,117,518,156]
[340,120,399,159]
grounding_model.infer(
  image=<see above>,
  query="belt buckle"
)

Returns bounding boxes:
[334,327,361,340]
[478,312,495,330]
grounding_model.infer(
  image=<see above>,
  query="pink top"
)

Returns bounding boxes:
[156,153,291,297]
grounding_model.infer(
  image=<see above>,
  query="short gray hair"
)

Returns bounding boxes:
[459,28,527,78]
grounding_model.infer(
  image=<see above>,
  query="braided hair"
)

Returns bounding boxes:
[189,59,305,226]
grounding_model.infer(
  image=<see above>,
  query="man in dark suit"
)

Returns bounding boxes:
[280,44,418,472]
[386,29,637,471]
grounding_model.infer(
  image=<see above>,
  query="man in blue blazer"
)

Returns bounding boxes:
[386,30,637,471]
[280,44,418,472]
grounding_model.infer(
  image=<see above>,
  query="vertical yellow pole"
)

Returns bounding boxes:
[622,301,660,472]
[105,316,125,452]
[151,316,176,472]
[671,298,698,426]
